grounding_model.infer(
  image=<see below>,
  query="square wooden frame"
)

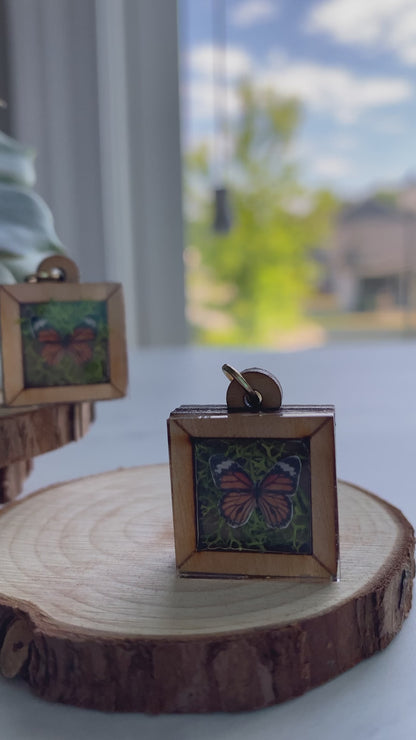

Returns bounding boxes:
[168,406,339,580]
[0,282,127,405]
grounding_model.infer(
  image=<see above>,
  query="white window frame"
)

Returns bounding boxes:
[5,0,187,347]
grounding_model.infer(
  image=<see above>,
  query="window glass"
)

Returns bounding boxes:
[180,0,416,348]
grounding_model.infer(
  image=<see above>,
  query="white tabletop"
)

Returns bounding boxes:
[1,342,415,740]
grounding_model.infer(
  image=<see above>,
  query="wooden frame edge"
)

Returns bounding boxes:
[310,418,339,577]
[167,419,197,567]
[107,286,128,396]
[0,287,25,405]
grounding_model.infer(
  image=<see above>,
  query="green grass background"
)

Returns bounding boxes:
[194,437,312,554]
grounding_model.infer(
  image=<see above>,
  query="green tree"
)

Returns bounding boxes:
[185,83,337,346]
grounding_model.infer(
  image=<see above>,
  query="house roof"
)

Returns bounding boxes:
[339,199,400,223]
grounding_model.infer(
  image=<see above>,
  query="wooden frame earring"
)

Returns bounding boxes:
[168,365,339,580]
[0,256,127,406]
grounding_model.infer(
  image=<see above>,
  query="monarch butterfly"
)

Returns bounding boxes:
[31,316,97,366]
[209,454,301,529]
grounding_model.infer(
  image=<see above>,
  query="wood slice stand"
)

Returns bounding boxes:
[0,401,93,502]
[0,465,413,713]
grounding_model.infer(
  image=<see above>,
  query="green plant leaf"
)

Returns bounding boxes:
[0,263,16,284]
[0,183,63,261]
[1,251,58,282]
[0,131,36,187]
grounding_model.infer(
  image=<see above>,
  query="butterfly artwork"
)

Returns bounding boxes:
[18,299,111,389]
[210,454,302,530]
[31,316,97,367]
[169,404,336,577]
[0,281,127,404]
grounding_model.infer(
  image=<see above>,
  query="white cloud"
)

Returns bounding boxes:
[307,0,416,66]
[183,77,242,122]
[184,44,412,133]
[184,44,252,130]
[259,55,412,123]
[230,0,279,28]
[313,156,352,178]
[187,44,252,80]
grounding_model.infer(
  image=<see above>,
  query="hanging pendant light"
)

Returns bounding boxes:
[212,0,232,233]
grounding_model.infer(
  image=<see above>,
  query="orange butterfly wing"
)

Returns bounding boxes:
[210,455,301,530]
[220,489,258,528]
[257,490,293,529]
[36,327,66,366]
[257,457,301,529]
[33,319,97,367]
[67,326,96,365]
[210,456,257,528]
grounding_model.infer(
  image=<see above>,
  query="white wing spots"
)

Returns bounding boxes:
[278,460,297,476]
[83,317,97,329]
[274,456,302,494]
[215,459,235,474]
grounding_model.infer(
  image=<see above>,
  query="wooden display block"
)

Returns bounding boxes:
[0,466,412,713]
[0,400,94,502]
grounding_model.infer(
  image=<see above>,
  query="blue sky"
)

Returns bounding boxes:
[180,0,416,198]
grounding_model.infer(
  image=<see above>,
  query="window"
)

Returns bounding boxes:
[180,0,416,348]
